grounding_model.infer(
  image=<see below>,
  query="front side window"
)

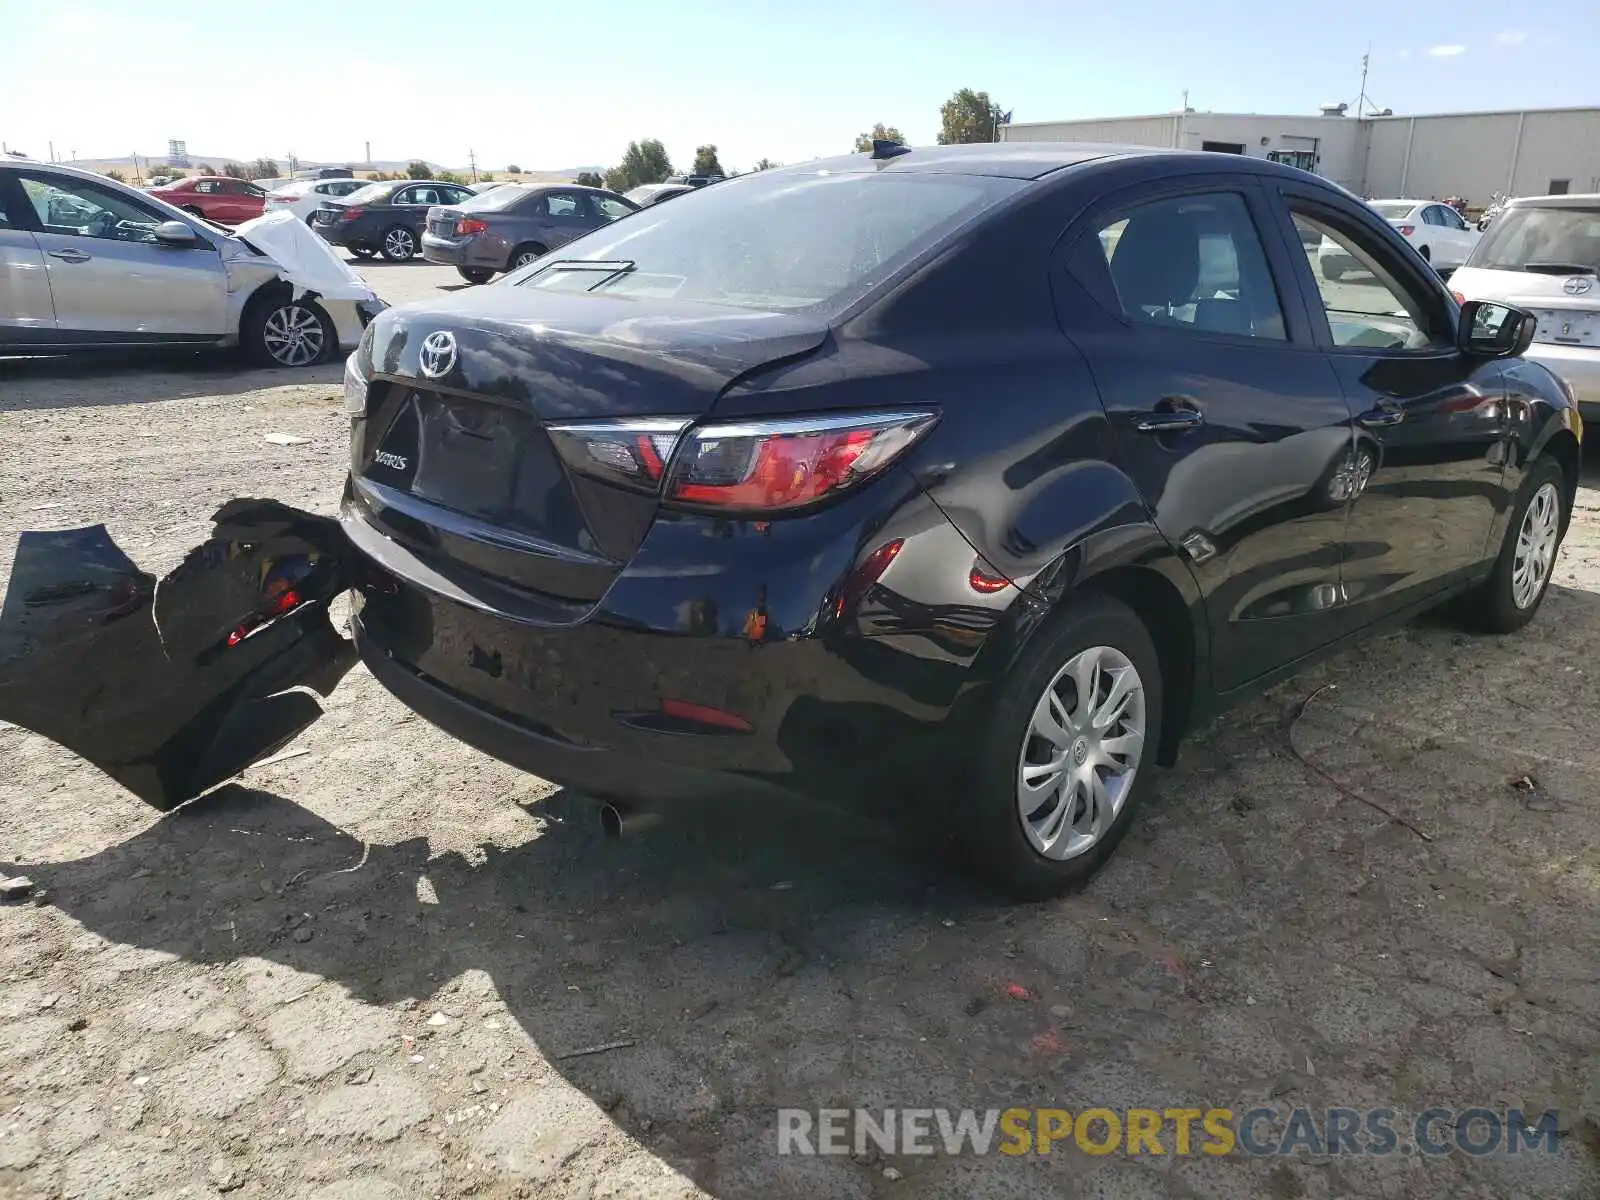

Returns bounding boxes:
[1095,191,1287,339]
[17,174,163,243]
[515,170,1020,314]
[343,183,396,206]
[1292,211,1445,351]
[590,195,635,221]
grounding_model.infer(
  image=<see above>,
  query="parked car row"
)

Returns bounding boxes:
[419,184,638,281]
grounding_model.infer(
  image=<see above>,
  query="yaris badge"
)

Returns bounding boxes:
[419,330,458,378]
[1562,277,1593,296]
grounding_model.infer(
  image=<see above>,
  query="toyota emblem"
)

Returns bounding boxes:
[419,330,458,378]
[1562,276,1593,296]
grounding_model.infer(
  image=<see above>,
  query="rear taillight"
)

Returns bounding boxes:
[546,418,692,493]
[666,411,938,512]
[455,218,488,236]
[1397,224,1415,237]
[547,410,938,513]
[341,207,364,221]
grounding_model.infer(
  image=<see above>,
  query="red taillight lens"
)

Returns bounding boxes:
[1451,290,1466,305]
[455,218,488,236]
[666,411,938,513]
[1397,224,1415,237]
[341,206,364,221]
[545,418,692,493]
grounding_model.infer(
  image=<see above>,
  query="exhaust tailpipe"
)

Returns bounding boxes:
[600,802,661,839]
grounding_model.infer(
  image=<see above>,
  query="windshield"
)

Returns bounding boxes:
[462,184,537,212]
[342,182,397,205]
[1370,202,1414,220]
[513,170,1022,313]
[1469,205,1600,273]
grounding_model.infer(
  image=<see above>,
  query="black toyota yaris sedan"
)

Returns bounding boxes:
[1,143,1580,898]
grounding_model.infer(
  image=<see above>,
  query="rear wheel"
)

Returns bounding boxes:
[507,243,547,271]
[1418,243,1432,263]
[380,226,417,261]
[242,295,335,368]
[457,266,494,284]
[1320,258,1345,282]
[964,594,1163,899]
[1459,457,1567,633]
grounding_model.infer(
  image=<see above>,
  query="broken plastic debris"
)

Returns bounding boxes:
[252,746,311,769]
[0,875,36,902]
[1006,983,1032,1001]
[263,433,312,446]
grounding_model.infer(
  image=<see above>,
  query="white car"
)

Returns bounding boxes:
[1370,199,1480,271]
[264,177,367,224]
[1450,193,1600,419]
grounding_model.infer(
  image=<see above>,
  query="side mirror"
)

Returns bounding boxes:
[1459,299,1535,358]
[153,220,201,247]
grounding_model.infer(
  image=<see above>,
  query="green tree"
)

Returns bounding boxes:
[604,139,674,192]
[479,172,496,183]
[220,162,250,179]
[506,164,522,174]
[854,123,905,152]
[102,168,126,183]
[406,160,435,179]
[752,157,778,171]
[937,89,1003,144]
[690,144,724,177]
[250,157,279,180]
[574,171,604,188]
[195,162,216,174]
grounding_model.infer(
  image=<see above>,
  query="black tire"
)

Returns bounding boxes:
[964,593,1165,900]
[457,266,494,285]
[350,246,376,260]
[506,243,547,271]
[1418,243,1432,263]
[1458,456,1567,634]
[240,294,336,369]
[379,226,417,261]
[1320,258,1344,282]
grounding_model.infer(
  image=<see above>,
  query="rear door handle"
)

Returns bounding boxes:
[47,248,91,264]
[1356,405,1404,429]
[1132,405,1205,434]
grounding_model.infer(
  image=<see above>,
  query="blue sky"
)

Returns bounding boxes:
[1,0,1593,173]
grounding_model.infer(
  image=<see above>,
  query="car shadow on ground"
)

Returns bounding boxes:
[24,587,1600,1197]
[0,354,342,413]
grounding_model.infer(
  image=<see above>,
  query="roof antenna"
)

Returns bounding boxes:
[870,139,910,160]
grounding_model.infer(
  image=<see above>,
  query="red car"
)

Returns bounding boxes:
[146,176,267,224]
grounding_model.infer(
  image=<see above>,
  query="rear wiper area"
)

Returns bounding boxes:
[1518,262,1598,275]
[517,260,636,291]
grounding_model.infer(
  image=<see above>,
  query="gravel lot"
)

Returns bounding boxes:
[2,260,1598,1200]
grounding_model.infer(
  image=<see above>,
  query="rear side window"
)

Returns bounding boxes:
[1094,192,1287,339]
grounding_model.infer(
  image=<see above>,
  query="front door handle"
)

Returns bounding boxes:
[1356,405,1404,429]
[1132,405,1205,434]
[47,248,92,264]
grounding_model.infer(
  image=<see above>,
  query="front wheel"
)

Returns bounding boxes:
[1459,457,1567,633]
[457,266,494,284]
[243,297,335,368]
[964,594,1163,899]
[380,226,417,261]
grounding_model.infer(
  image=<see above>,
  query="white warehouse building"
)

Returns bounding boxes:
[999,106,1600,205]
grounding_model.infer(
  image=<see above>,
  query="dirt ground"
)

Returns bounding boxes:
[1,262,1598,1200]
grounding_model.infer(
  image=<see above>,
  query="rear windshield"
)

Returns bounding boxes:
[1370,202,1413,220]
[462,185,538,212]
[1470,205,1600,273]
[342,182,398,205]
[515,170,1022,313]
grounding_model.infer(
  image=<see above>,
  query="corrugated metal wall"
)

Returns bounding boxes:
[1002,116,1178,147]
[1003,108,1600,205]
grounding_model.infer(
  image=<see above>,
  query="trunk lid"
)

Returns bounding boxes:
[349,288,828,607]
[427,206,464,238]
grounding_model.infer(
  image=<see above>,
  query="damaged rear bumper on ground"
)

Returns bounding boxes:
[0,502,359,810]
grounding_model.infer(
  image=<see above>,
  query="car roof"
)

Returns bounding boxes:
[1371,198,1427,206]
[1507,193,1600,208]
[774,141,1317,180]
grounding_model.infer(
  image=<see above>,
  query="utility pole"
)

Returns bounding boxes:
[1357,49,1370,117]
[468,148,478,182]
[48,141,54,163]
[365,140,371,164]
